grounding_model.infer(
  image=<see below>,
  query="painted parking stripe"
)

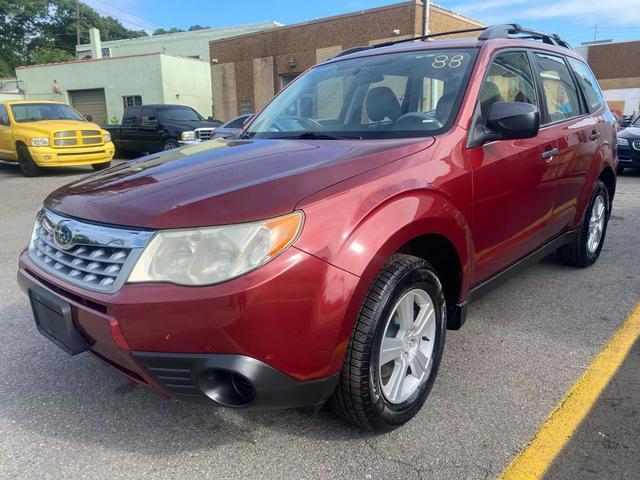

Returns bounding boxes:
[499,303,640,480]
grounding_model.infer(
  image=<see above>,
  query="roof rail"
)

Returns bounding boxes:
[329,24,573,60]
[479,24,574,50]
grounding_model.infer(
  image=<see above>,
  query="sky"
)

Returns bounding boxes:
[83,0,640,46]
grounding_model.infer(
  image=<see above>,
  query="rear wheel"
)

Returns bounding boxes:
[329,254,447,432]
[92,161,111,171]
[17,144,41,177]
[558,180,610,267]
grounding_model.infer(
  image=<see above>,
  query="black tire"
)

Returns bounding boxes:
[329,254,447,432]
[17,144,42,177]
[162,139,179,150]
[92,161,111,171]
[617,166,624,175]
[558,180,610,268]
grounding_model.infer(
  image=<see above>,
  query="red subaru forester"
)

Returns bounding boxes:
[18,25,617,432]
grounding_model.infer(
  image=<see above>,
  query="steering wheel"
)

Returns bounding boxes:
[393,112,443,130]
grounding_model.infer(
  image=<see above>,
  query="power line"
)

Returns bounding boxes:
[81,0,168,30]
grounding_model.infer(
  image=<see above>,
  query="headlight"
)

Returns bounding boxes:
[104,133,111,143]
[180,131,196,141]
[30,137,49,147]
[617,137,629,146]
[128,211,304,286]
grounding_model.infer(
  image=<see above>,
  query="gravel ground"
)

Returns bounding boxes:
[1,160,638,480]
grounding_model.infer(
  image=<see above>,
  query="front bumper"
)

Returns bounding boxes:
[17,247,358,409]
[29,142,115,167]
[617,143,640,168]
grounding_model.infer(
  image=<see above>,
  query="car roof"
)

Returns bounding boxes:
[0,100,68,106]
[324,35,583,65]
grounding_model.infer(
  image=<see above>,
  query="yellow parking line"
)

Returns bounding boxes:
[499,303,640,480]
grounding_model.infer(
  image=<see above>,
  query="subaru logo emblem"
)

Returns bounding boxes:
[53,221,74,249]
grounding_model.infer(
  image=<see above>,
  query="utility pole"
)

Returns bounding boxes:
[422,0,430,36]
[593,21,598,42]
[76,0,80,57]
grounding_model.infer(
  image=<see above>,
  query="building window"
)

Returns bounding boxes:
[239,100,252,115]
[280,73,299,89]
[123,95,142,109]
[101,47,111,58]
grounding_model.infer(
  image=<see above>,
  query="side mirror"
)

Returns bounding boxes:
[470,101,540,147]
[85,114,93,122]
[207,116,214,122]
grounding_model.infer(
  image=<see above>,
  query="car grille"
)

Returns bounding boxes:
[632,140,640,151]
[195,128,215,141]
[53,130,104,147]
[28,209,154,293]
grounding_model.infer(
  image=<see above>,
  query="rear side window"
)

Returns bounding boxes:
[567,57,604,112]
[533,53,583,123]
[226,115,248,129]
[478,51,538,121]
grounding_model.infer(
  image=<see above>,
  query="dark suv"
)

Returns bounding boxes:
[18,25,616,432]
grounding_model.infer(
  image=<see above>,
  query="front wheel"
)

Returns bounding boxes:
[558,180,610,267]
[162,139,179,150]
[329,254,447,432]
[17,144,42,177]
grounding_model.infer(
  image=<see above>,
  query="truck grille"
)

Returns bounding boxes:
[195,128,215,141]
[28,209,154,293]
[53,130,104,147]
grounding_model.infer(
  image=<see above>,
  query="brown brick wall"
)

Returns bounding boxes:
[210,1,482,120]
[587,41,640,80]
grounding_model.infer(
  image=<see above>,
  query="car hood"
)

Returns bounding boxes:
[163,120,219,130]
[46,137,434,229]
[618,126,640,139]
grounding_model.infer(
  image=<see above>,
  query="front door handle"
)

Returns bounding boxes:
[589,132,601,141]
[541,147,558,160]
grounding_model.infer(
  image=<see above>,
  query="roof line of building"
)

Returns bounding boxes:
[16,51,207,70]
[76,21,282,48]
[210,1,483,46]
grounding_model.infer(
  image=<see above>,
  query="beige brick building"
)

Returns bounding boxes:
[209,1,483,120]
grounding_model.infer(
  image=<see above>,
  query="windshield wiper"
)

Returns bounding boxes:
[270,132,363,140]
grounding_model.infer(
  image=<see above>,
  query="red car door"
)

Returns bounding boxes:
[467,50,558,284]
[531,52,595,234]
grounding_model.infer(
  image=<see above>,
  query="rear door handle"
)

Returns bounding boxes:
[541,147,558,160]
[589,132,601,141]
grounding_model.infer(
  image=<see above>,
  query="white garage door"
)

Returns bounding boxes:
[69,89,107,123]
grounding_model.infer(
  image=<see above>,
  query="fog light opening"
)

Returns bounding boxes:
[198,369,255,407]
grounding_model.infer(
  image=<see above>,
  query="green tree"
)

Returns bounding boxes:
[152,27,184,36]
[188,25,210,31]
[30,46,74,65]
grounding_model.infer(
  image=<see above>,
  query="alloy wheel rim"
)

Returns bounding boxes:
[378,288,436,404]
[587,195,606,254]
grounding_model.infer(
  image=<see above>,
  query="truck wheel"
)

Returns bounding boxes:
[163,139,179,150]
[92,161,111,171]
[558,180,610,268]
[329,254,446,432]
[17,144,42,177]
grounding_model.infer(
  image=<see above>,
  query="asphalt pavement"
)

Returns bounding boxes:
[0,160,638,480]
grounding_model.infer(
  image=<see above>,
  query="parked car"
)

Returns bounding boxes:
[0,100,113,176]
[18,24,617,432]
[616,117,640,173]
[211,114,253,139]
[103,104,218,155]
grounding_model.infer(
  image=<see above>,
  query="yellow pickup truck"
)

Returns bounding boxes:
[0,100,114,176]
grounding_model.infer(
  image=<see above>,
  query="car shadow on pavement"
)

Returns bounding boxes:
[0,302,366,456]
[0,161,95,178]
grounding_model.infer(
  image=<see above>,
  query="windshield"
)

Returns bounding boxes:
[11,103,84,123]
[245,48,476,140]
[156,107,203,122]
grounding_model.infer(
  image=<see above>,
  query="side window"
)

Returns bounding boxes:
[140,107,154,121]
[227,116,248,129]
[567,57,604,112]
[122,107,140,127]
[478,51,538,121]
[0,105,9,126]
[533,53,582,123]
